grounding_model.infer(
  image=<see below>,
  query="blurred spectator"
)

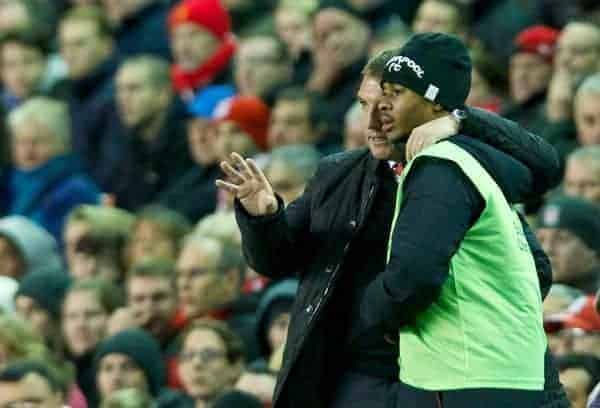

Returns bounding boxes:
[0,216,62,279]
[368,16,411,58]
[100,0,170,59]
[575,74,600,147]
[564,146,600,205]
[307,5,370,140]
[265,144,320,205]
[0,0,58,47]
[58,6,119,165]
[213,390,262,408]
[174,235,243,322]
[466,45,506,114]
[62,279,124,401]
[177,320,244,406]
[544,284,585,316]
[213,95,270,153]
[537,196,600,294]
[234,36,293,101]
[100,387,153,408]
[0,314,47,369]
[268,87,339,154]
[2,97,100,241]
[71,228,128,283]
[502,25,558,133]
[96,56,193,209]
[124,258,177,346]
[274,2,313,61]
[64,205,134,278]
[194,212,241,247]
[0,31,67,112]
[14,269,71,351]
[0,359,66,408]
[125,205,191,268]
[344,102,365,150]
[0,276,17,314]
[93,328,166,404]
[412,0,468,39]
[168,0,236,102]
[253,279,297,367]
[556,354,600,408]
[156,85,233,221]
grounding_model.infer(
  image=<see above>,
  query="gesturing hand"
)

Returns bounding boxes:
[216,152,278,216]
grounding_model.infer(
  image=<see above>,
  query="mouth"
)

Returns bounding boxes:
[368,135,389,146]
[381,116,394,133]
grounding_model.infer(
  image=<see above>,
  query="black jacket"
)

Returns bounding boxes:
[235,109,562,408]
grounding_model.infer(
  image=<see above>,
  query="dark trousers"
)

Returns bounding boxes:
[329,371,543,408]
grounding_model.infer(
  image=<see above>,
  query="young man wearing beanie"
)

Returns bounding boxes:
[168,0,236,101]
[503,25,559,134]
[537,195,600,294]
[359,33,554,407]
[219,41,566,408]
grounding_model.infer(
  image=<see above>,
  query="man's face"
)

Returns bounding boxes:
[275,8,310,54]
[176,244,236,317]
[127,221,176,266]
[413,0,462,36]
[0,0,29,33]
[0,236,23,279]
[234,37,291,98]
[266,160,306,205]
[268,99,313,149]
[11,120,59,171]
[560,367,592,408]
[1,42,45,99]
[509,53,553,104]
[214,121,255,161]
[116,64,170,128]
[127,275,176,339]
[64,221,90,272]
[59,19,112,80]
[380,82,433,145]
[97,353,148,400]
[537,228,598,286]
[178,328,239,400]
[313,9,369,68]
[187,119,218,166]
[357,75,393,160]
[556,23,600,80]
[0,373,63,408]
[564,158,600,204]
[14,296,52,337]
[171,23,219,72]
[62,290,108,356]
[575,92,600,146]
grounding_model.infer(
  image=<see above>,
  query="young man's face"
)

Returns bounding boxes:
[14,295,52,337]
[59,19,112,80]
[97,353,148,400]
[564,158,600,205]
[356,75,393,160]
[127,275,176,339]
[0,41,45,99]
[509,52,553,104]
[380,82,433,144]
[0,373,63,408]
[127,221,176,266]
[575,92,600,146]
[267,99,314,149]
[171,23,219,72]
[412,0,462,37]
[62,290,108,356]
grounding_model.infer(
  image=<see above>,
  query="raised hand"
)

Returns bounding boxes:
[216,152,278,216]
[406,114,459,162]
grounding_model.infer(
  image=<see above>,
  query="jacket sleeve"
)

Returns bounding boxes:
[518,212,552,300]
[234,165,319,280]
[360,158,483,331]
[462,107,561,195]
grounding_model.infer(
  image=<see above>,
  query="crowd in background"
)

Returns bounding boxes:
[0,0,599,407]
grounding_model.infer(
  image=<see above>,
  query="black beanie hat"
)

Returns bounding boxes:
[94,329,165,397]
[381,32,472,111]
[14,268,71,319]
[537,196,600,253]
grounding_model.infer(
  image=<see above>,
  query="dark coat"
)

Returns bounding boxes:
[93,98,193,210]
[0,155,100,241]
[114,3,171,60]
[235,109,563,408]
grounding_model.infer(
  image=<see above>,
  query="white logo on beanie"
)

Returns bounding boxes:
[385,55,425,79]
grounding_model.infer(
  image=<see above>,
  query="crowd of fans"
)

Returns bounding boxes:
[0,0,599,407]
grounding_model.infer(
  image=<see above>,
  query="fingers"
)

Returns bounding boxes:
[216,180,240,194]
[231,152,254,179]
[220,161,246,183]
[246,158,273,192]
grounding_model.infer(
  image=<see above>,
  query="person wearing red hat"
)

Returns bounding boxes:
[213,96,270,152]
[168,0,236,100]
[502,25,559,135]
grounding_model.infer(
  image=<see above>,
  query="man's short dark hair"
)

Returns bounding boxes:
[0,359,64,393]
[556,354,600,395]
[126,257,175,286]
[275,86,329,133]
[0,29,48,55]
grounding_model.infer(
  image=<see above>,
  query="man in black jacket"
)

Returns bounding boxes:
[217,50,565,407]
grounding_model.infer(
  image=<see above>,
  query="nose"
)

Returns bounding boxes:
[366,105,382,131]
